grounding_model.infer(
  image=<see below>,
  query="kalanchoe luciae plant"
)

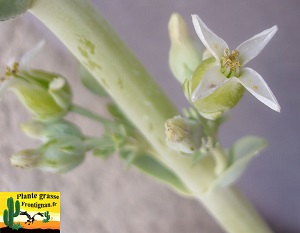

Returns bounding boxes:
[0,1,281,233]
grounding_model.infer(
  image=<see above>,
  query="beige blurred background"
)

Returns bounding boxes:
[1,0,300,232]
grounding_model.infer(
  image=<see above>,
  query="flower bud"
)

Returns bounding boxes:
[184,58,244,120]
[11,137,86,173]
[168,13,203,83]
[4,68,72,122]
[21,119,83,142]
[37,136,85,173]
[165,115,204,154]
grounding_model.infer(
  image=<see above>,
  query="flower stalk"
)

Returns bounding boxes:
[28,1,274,233]
[70,104,110,125]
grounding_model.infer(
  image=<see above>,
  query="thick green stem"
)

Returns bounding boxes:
[201,187,273,233]
[28,1,274,233]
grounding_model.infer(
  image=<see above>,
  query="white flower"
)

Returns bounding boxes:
[0,41,45,100]
[191,15,280,112]
[0,41,72,121]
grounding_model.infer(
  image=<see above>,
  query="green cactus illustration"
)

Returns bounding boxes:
[11,223,23,230]
[43,210,50,223]
[3,197,21,228]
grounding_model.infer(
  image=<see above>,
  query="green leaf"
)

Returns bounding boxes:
[80,65,108,96]
[120,150,191,195]
[0,0,31,21]
[209,136,267,191]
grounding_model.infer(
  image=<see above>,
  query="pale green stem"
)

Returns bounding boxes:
[201,187,273,233]
[70,104,110,125]
[82,136,102,151]
[211,146,228,175]
[29,1,274,233]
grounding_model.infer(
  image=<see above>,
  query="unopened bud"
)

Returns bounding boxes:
[21,119,83,142]
[37,136,85,173]
[165,115,204,154]
[168,13,203,83]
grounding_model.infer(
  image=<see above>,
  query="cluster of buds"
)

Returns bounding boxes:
[165,13,279,189]
[1,42,86,173]
[10,120,86,173]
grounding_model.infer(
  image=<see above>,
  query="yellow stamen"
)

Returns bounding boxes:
[5,62,19,77]
[221,48,241,74]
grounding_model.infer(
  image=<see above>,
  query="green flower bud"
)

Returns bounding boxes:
[3,67,72,122]
[37,136,85,173]
[0,0,31,21]
[168,13,203,84]
[165,115,204,154]
[10,137,85,173]
[184,57,244,120]
[21,119,83,142]
[10,149,40,169]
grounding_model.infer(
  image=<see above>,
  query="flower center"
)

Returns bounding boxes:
[221,48,241,77]
[6,62,19,76]
[0,62,19,83]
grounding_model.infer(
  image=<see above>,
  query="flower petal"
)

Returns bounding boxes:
[191,65,230,101]
[236,25,278,65]
[235,68,280,112]
[191,15,228,61]
[19,40,45,72]
[0,79,16,101]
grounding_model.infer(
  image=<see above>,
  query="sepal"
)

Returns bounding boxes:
[209,136,267,192]
[185,57,244,120]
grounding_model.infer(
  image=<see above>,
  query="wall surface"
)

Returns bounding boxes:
[1,1,299,233]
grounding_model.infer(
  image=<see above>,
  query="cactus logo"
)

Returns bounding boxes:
[0,192,60,232]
